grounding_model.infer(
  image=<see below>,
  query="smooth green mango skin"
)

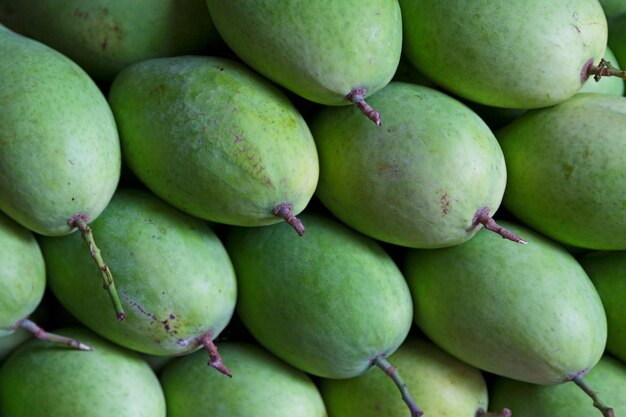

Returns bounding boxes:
[0,327,166,417]
[320,337,488,417]
[0,211,45,336]
[161,343,327,417]
[0,25,120,236]
[578,46,624,96]
[0,0,221,82]
[580,251,626,363]
[226,213,413,379]
[312,82,506,249]
[497,93,626,250]
[206,0,401,105]
[109,56,318,227]
[38,188,237,356]
[399,0,607,108]
[490,355,626,417]
[404,221,607,385]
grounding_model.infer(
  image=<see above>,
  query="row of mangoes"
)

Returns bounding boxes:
[0,0,626,416]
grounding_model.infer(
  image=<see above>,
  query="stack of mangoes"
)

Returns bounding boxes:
[0,0,625,416]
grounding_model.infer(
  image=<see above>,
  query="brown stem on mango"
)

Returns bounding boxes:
[475,408,512,417]
[273,203,306,236]
[466,206,528,244]
[572,375,615,417]
[67,213,126,321]
[345,87,382,126]
[16,318,92,351]
[198,332,232,377]
[372,355,423,417]
[586,59,626,82]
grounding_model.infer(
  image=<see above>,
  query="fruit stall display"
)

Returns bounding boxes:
[0,0,625,416]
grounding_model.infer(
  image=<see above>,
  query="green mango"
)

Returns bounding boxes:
[226,212,413,379]
[0,0,222,82]
[0,326,166,417]
[311,82,510,249]
[38,188,237,358]
[161,342,327,417]
[404,221,607,386]
[399,0,607,108]
[320,336,488,417]
[0,24,120,237]
[578,46,624,96]
[579,251,626,363]
[497,93,626,250]
[490,355,626,417]
[0,211,45,337]
[108,56,318,234]
[205,0,401,123]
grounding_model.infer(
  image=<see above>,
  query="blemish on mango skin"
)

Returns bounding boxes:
[562,162,575,180]
[440,192,450,215]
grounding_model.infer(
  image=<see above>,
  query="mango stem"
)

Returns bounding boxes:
[572,375,615,417]
[372,355,423,417]
[67,213,126,321]
[17,318,92,351]
[198,332,232,377]
[273,203,306,236]
[345,87,382,126]
[586,59,626,82]
[466,206,527,244]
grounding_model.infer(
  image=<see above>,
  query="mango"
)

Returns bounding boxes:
[38,188,237,364]
[109,56,318,234]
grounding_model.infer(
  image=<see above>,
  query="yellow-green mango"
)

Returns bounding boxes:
[497,93,626,250]
[320,336,488,417]
[108,56,318,233]
[38,188,237,357]
[399,0,607,108]
[161,342,327,417]
[311,82,507,249]
[0,327,166,417]
[0,24,120,237]
[0,211,45,337]
[404,221,606,385]
[205,0,401,112]
[226,212,413,379]
[0,0,222,82]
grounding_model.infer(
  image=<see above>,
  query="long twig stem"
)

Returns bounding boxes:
[572,375,615,417]
[67,213,126,321]
[372,355,423,417]
[198,332,232,377]
[466,207,527,244]
[17,319,92,351]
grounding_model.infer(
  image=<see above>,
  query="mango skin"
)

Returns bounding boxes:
[489,355,626,417]
[0,327,166,417]
[0,211,45,337]
[38,188,237,356]
[109,56,318,227]
[206,0,402,105]
[161,342,327,417]
[0,0,221,82]
[497,93,626,250]
[399,0,607,108]
[312,82,506,248]
[0,25,120,236]
[320,337,488,417]
[226,212,413,379]
[404,221,607,385]
[580,251,626,363]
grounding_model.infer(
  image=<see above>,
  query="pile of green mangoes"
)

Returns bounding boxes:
[1,0,625,416]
